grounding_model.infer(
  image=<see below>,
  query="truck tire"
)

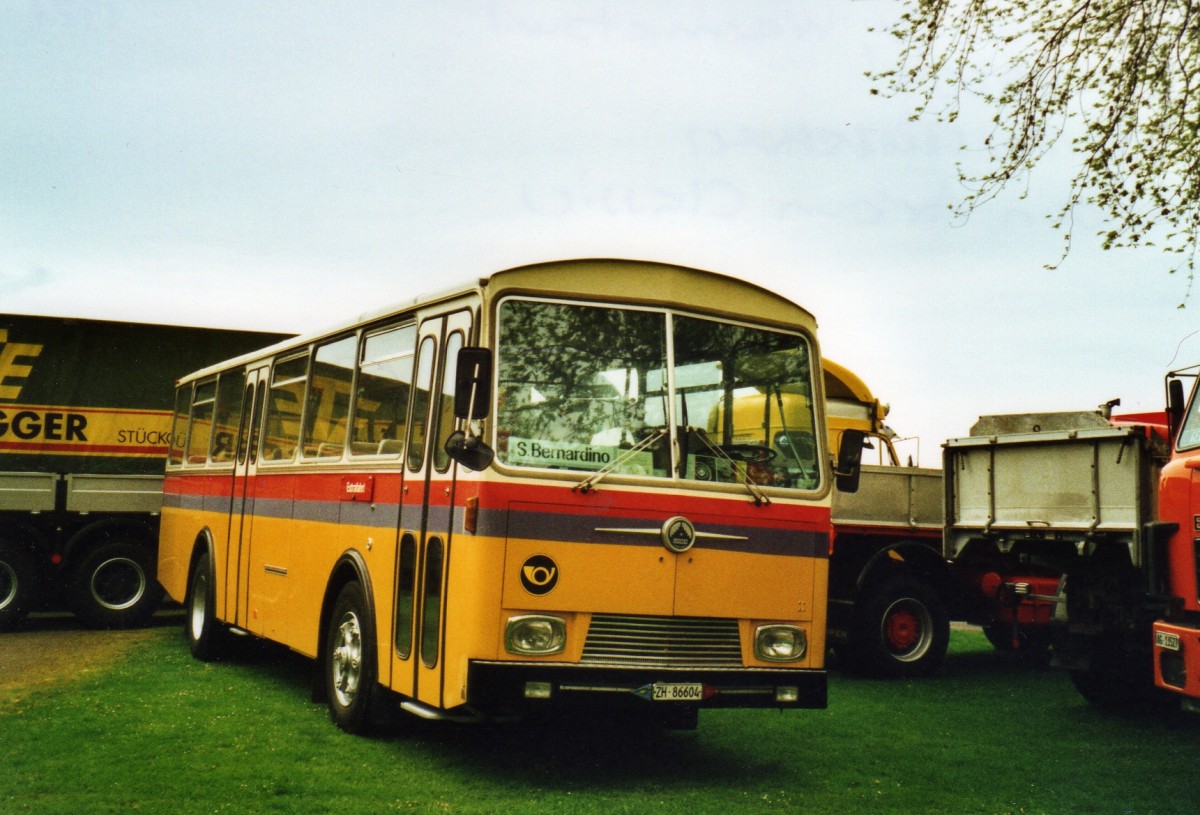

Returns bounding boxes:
[983,622,1052,665]
[0,541,38,631]
[1067,637,1164,710]
[185,550,227,661]
[850,575,950,678]
[1069,666,1148,709]
[69,538,163,629]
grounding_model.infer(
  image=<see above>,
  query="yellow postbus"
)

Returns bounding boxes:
[158,259,860,732]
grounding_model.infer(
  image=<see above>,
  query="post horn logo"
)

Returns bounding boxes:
[661,516,696,554]
[520,554,559,595]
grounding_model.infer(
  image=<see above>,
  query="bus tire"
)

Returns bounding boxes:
[851,575,950,679]
[69,538,163,629]
[186,550,227,661]
[0,541,38,632]
[325,581,382,735]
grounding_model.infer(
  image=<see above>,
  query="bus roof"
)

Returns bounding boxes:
[176,258,817,385]
[481,259,813,325]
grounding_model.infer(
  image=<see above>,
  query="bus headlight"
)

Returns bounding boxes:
[505,615,567,656]
[755,624,807,662]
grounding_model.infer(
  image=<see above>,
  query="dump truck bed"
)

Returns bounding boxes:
[943,419,1160,565]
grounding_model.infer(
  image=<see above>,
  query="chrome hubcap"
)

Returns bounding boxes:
[332,611,363,707]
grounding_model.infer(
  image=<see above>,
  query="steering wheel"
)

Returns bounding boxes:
[722,443,777,463]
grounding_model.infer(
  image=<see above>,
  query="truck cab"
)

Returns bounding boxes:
[1152,367,1200,709]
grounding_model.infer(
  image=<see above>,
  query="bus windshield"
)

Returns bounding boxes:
[495,298,821,491]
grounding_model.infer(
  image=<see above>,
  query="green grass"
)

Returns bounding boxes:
[2,627,1198,814]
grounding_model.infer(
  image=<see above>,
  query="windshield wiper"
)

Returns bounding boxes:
[574,427,669,494]
[686,426,771,506]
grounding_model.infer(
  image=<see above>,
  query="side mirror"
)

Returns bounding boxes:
[1168,377,1186,442]
[454,347,493,420]
[447,347,495,471]
[444,429,495,472]
[834,429,865,493]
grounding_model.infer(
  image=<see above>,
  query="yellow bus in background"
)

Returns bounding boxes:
[158,259,860,732]
[708,357,900,477]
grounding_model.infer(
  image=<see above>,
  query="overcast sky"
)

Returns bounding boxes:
[3,1,1196,465]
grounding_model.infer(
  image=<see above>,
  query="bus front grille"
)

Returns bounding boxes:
[581,614,743,667]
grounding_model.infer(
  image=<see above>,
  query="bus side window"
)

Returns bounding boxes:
[264,353,309,462]
[168,384,191,467]
[236,381,254,465]
[303,335,356,459]
[210,370,245,463]
[248,381,266,464]
[421,537,444,667]
[406,336,437,471]
[186,378,217,465]
[352,323,416,457]
[395,532,417,657]
[433,331,464,472]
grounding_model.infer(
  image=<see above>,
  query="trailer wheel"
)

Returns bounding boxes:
[852,575,950,678]
[69,538,162,629]
[325,582,383,734]
[0,541,38,631]
[185,550,227,661]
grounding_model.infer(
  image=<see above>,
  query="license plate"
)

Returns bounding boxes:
[649,682,704,702]
[1156,631,1181,651]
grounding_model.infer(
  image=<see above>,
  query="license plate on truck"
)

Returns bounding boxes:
[1156,631,1181,651]
[649,683,704,702]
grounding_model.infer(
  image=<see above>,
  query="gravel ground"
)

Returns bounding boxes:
[0,611,181,707]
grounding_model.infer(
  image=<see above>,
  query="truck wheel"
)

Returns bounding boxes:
[983,622,1052,665]
[0,541,38,631]
[69,539,163,629]
[1067,639,1162,710]
[852,575,950,678]
[1069,666,1145,709]
[325,582,383,734]
[186,550,227,661]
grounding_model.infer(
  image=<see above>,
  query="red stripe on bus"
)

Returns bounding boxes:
[163,469,831,526]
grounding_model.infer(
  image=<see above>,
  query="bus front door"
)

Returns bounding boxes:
[227,366,269,634]
[391,310,470,711]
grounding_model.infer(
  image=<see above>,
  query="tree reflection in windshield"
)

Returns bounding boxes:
[674,315,820,490]
[495,298,820,490]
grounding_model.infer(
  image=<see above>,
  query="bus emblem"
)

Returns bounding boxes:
[662,516,696,554]
[521,555,559,595]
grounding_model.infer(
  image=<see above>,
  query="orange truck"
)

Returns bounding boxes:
[0,314,287,630]
[1151,366,1200,710]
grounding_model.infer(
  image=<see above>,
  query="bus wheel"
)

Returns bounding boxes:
[70,539,163,629]
[186,551,227,661]
[853,575,950,679]
[325,582,381,734]
[0,541,37,632]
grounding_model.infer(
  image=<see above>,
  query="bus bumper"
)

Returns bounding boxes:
[466,661,827,715]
